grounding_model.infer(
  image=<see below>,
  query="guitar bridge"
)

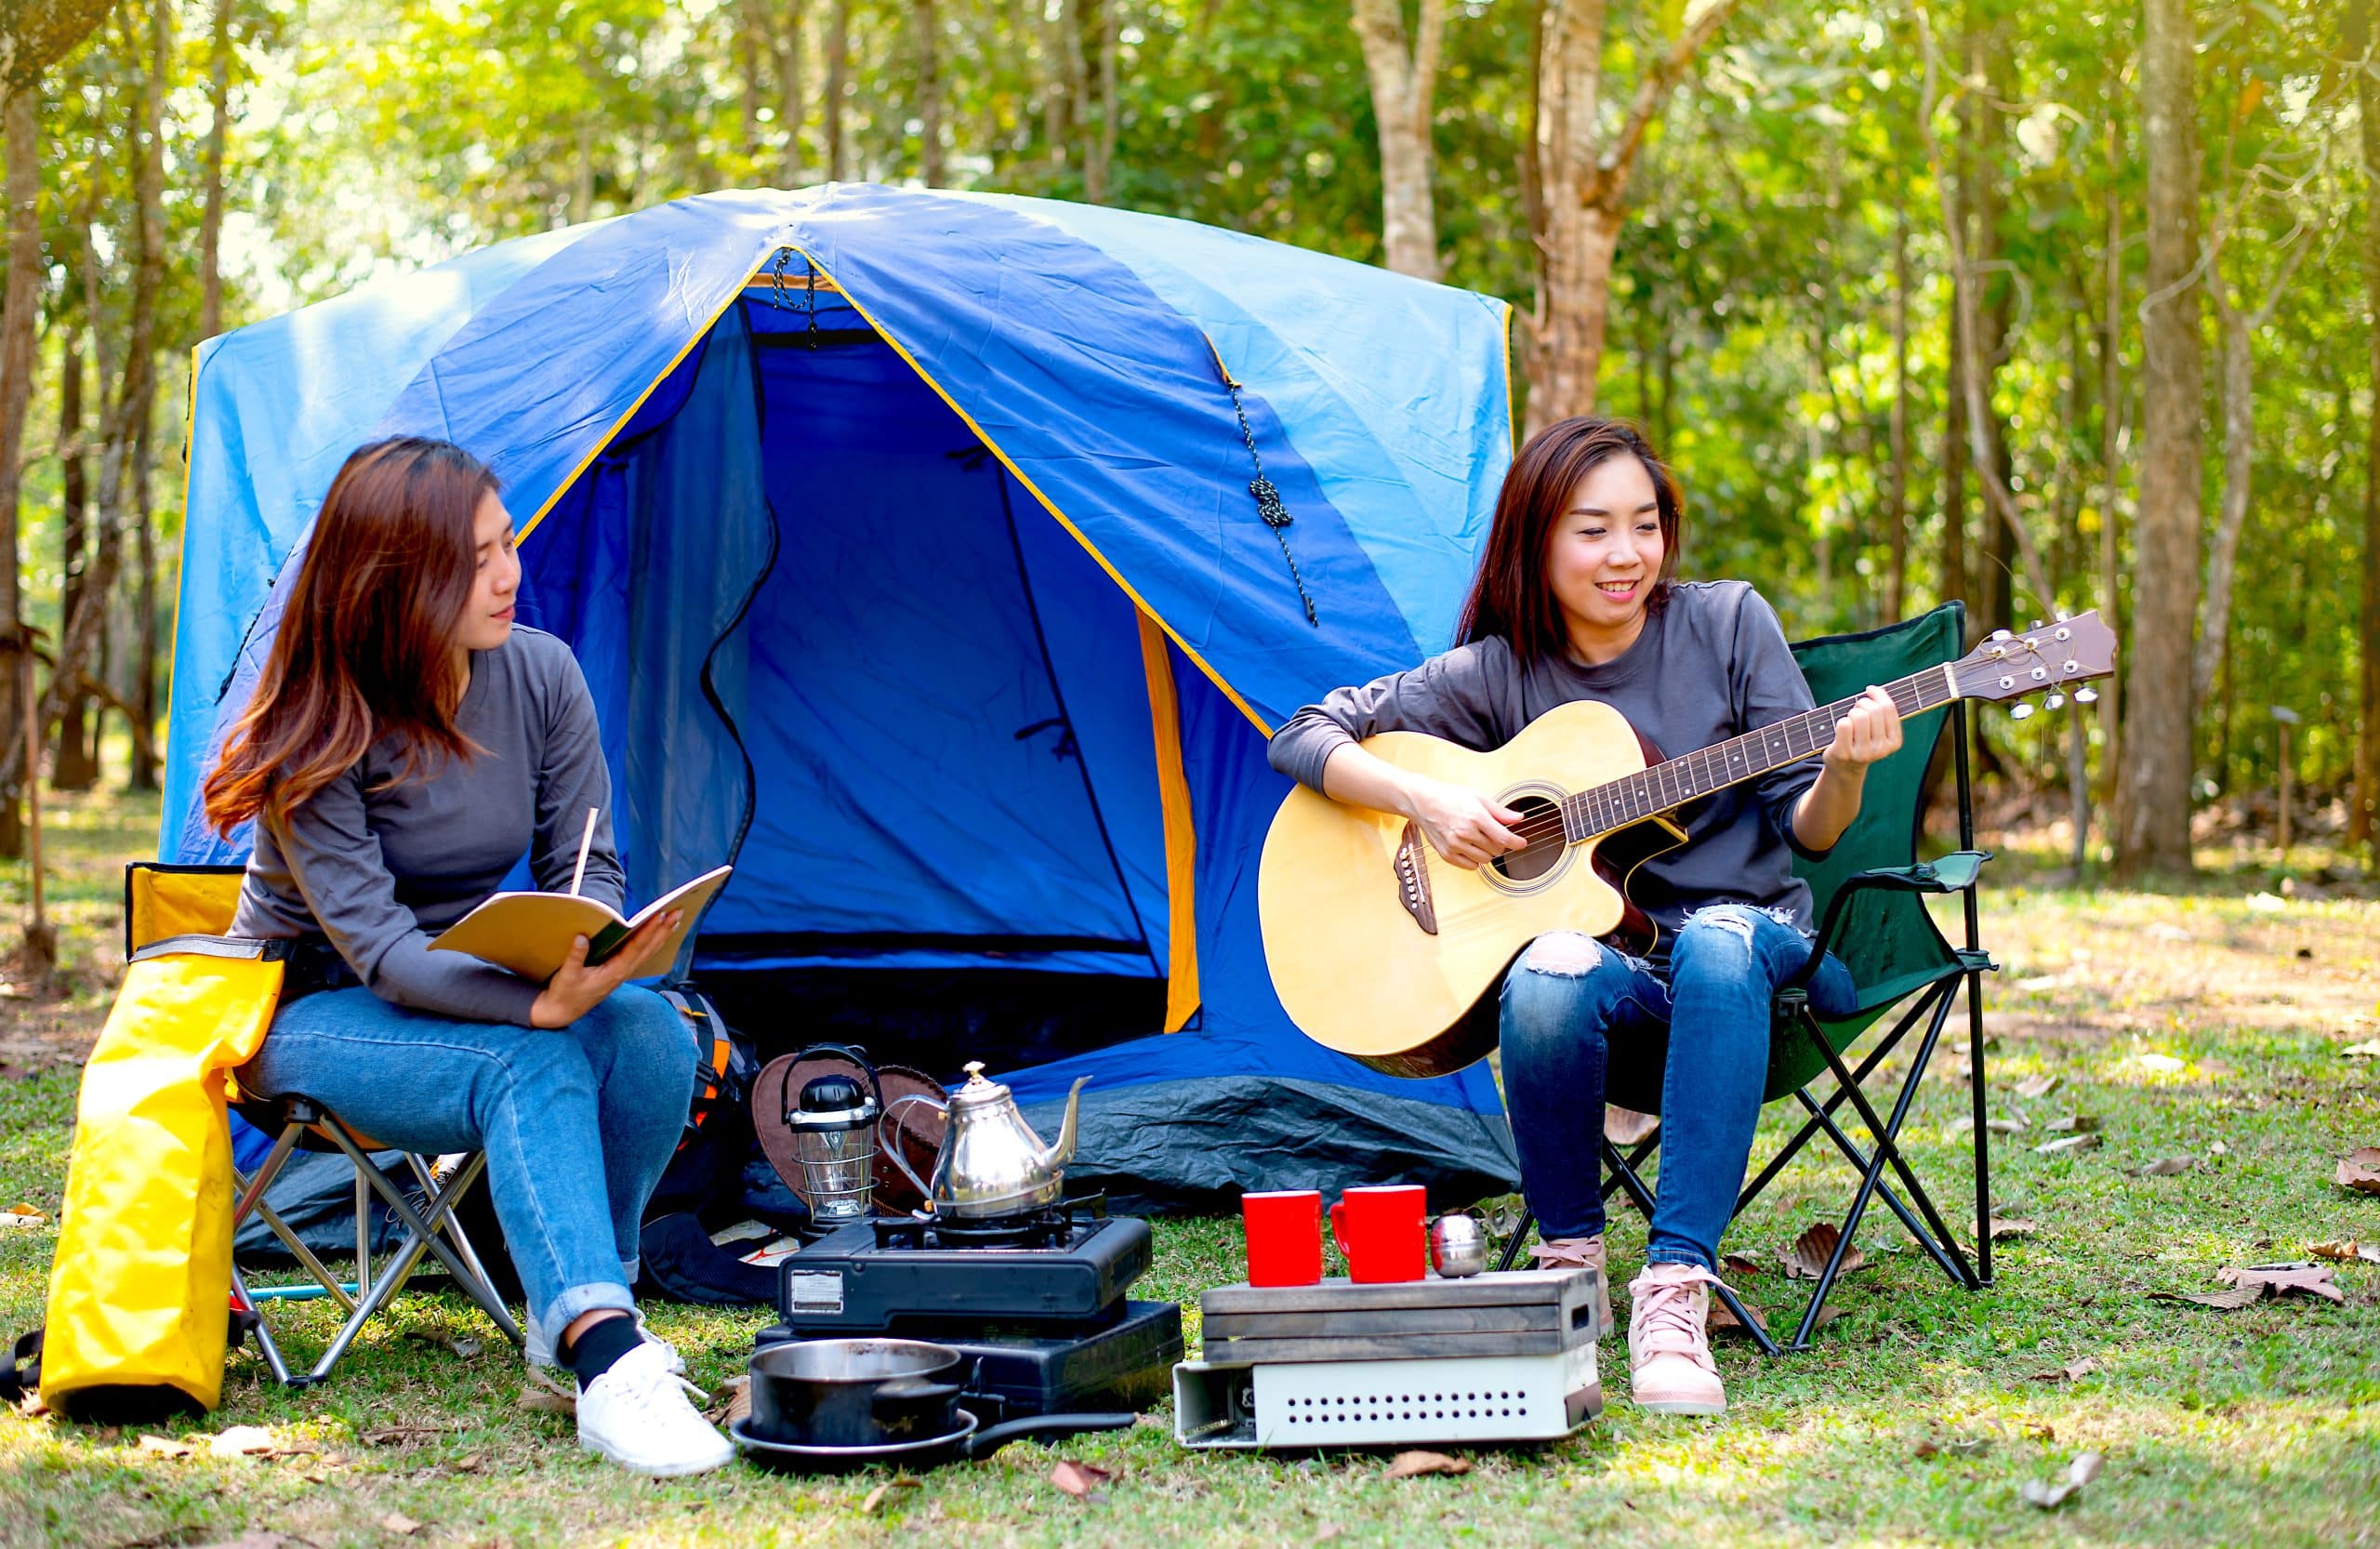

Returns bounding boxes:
[1394,822,1438,936]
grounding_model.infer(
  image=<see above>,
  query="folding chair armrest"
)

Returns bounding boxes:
[1780,851,1993,995]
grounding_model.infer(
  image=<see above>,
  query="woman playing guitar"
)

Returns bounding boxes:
[1266,417,1903,1415]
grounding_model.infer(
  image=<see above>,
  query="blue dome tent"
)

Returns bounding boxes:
[165,184,1522,1211]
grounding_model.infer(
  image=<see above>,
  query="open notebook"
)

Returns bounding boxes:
[428,865,733,981]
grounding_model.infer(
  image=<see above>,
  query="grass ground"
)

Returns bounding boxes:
[2,785,2377,1546]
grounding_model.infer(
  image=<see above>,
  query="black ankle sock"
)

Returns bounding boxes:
[562,1314,643,1393]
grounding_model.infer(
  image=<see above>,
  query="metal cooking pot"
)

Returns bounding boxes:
[746,1338,971,1448]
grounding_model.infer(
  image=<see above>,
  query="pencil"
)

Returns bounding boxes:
[568,807,599,896]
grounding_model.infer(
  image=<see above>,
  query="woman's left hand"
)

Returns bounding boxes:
[1822,685,1903,774]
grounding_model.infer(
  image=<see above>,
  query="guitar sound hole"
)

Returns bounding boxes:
[1491,795,1564,883]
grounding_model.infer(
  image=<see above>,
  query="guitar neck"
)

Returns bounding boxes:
[1561,663,1960,840]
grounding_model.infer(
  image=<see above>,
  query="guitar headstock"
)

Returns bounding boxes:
[1949,610,2117,719]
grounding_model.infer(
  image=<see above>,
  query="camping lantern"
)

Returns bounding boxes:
[789,1075,879,1220]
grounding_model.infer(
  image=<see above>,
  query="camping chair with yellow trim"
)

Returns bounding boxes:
[1494,602,2000,1353]
[126,863,524,1386]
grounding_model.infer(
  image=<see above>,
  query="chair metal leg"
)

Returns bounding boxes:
[1964,962,1995,1285]
[228,1263,295,1386]
[1738,985,1944,1214]
[1791,1083,1968,1290]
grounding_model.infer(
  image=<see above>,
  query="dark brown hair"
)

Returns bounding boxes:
[202,437,498,836]
[1455,417,1686,667]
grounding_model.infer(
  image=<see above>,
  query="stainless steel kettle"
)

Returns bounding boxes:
[885,1062,1091,1220]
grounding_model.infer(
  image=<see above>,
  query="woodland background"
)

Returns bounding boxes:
[0,0,2371,883]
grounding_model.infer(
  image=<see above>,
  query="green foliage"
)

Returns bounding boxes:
[6,0,2372,830]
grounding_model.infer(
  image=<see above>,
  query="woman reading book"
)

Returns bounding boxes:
[205,437,734,1476]
[1267,417,1902,1416]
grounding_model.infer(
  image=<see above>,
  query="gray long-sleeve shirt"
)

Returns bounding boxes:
[1266,580,1832,957]
[229,627,626,1025]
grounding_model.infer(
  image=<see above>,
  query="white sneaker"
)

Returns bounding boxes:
[529,1310,685,1376]
[575,1341,735,1476]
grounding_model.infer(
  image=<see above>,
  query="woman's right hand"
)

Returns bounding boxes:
[528,909,681,1029]
[1403,776,1527,870]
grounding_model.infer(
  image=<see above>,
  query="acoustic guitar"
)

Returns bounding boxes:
[1259,613,2117,1079]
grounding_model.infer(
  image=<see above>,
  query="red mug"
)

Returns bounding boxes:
[1329,1185,1427,1284]
[1242,1189,1324,1287]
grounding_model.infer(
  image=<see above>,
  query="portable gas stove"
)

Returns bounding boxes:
[758,1198,1183,1422]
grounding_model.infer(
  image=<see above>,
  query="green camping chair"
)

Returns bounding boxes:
[1496,602,1996,1354]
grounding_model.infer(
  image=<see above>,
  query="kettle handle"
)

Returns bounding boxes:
[879,1092,948,1200]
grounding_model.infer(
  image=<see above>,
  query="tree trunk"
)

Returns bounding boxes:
[2194,296,2253,713]
[1523,0,1739,430]
[2098,115,2124,807]
[198,0,233,339]
[1940,274,1969,626]
[1093,0,1116,199]
[38,0,167,768]
[130,403,158,792]
[1351,0,1445,279]
[0,87,40,859]
[1038,0,1068,166]
[2117,0,2204,879]
[826,0,850,179]
[1886,200,1910,622]
[914,0,943,185]
[52,333,95,790]
[2356,0,2380,854]
[775,1,806,187]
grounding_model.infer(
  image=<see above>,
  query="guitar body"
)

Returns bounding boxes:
[1258,699,1686,1079]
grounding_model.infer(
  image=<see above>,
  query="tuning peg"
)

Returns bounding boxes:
[2044,693,2066,711]
[2055,609,2071,622]
[2074,686,2098,704]
[2009,703,2036,721]
[1988,629,2012,642]
[2030,619,2045,631]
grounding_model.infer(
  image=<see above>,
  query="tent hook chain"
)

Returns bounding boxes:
[767,248,792,311]
[1224,379,1318,628]
[802,254,819,349]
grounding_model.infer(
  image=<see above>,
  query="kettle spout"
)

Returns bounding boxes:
[1037,1076,1092,1174]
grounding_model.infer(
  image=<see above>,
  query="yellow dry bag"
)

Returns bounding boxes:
[39,865,281,1422]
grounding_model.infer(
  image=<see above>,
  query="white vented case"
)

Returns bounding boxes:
[1173,1342,1599,1449]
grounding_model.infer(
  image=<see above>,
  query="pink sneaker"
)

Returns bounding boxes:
[1528,1236,1611,1339]
[1627,1263,1727,1415]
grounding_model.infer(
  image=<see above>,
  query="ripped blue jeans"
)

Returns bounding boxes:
[1500,903,1856,1269]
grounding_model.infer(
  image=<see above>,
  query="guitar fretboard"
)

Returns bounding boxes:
[1559,666,1955,841]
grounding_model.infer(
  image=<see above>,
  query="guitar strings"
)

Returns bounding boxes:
[1452,678,1941,856]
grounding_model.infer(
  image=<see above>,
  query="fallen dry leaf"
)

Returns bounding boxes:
[1720,1251,1765,1278]
[2138,1157,2194,1176]
[379,1513,423,1537]
[362,1425,448,1446]
[448,1452,484,1474]
[137,1434,196,1458]
[1945,1438,1992,1457]
[1986,1116,2029,1135]
[1783,1222,1866,1279]
[2045,1115,2101,1133]
[2152,1286,2263,1310]
[703,1374,751,1428]
[1990,1218,2041,1240]
[2015,1074,2061,1099]
[1050,1460,1117,1500]
[2020,1450,2105,1511]
[517,1384,575,1416]
[1316,1527,1345,1543]
[2309,1238,2380,1265]
[1709,1296,1767,1335]
[862,1476,923,1515]
[188,1534,298,1549]
[1383,1450,1471,1480]
[2030,1357,2098,1384]
[2336,1148,2380,1196]
[2340,1039,2380,1059]
[2218,1263,2345,1304]
[1604,1105,1660,1146]
[1912,1440,1939,1459]
[2035,1132,2102,1156]
[208,1425,281,1458]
